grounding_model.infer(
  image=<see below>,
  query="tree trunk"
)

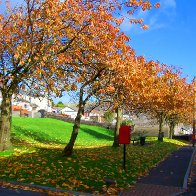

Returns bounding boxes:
[158,112,164,142]
[112,107,122,147]
[158,113,164,134]
[0,92,12,151]
[169,123,175,139]
[62,103,84,156]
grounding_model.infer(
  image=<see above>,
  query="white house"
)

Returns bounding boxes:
[88,109,103,122]
[14,94,52,112]
[60,106,77,119]
[0,92,52,117]
[174,124,192,135]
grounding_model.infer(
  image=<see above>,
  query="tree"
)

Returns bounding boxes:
[0,0,97,150]
[55,101,65,108]
[0,0,93,150]
[158,68,192,139]
[166,113,180,139]
[51,100,55,107]
[62,24,131,155]
[164,71,192,139]
[137,64,193,140]
[112,106,122,147]
[110,57,162,146]
[61,0,160,155]
[0,0,46,150]
[104,110,115,124]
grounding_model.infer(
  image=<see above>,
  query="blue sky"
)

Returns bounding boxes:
[2,0,196,103]
[121,0,196,83]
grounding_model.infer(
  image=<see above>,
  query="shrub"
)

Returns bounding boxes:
[121,119,134,126]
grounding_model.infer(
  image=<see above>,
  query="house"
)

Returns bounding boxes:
[12,105,30,117]
[174,124,192,135]
[88,109,104,122]
[51,107,62,114]
[14,94,52,112]
[0,92,52,117]
[60,106,77,119]
[60,103,106,122]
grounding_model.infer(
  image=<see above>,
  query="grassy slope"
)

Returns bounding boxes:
[11,117,113,147]
[0,117,187,194]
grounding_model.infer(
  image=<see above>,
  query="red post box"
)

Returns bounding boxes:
[119,125,131,144]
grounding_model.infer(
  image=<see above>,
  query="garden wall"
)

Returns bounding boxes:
[46,113,115,130]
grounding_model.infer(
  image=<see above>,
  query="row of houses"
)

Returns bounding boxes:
[0,93,105,122]
[0,93,52,118]
[57,104,104,122]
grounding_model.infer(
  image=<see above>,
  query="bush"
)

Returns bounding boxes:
[103,110,115,123]
[121,119,134,126]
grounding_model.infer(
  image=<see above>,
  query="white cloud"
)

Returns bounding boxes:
[160,0,176,9]
[148,14,168,30]
[119,0,177,34]
[159,0,177,20]
[137,8,149,19]
[119,8,150,33]
[120,19,135,33]
[146,0,177,30]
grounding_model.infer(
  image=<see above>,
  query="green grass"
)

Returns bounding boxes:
[0,117,188,194]
[11,117,113,148]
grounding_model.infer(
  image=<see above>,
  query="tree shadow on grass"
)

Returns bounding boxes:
[80,128,113,141]
[12,125,66,145]
[0,145,122,193]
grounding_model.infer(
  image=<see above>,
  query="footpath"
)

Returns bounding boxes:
[120,145,196,196]
[0,145,196,196]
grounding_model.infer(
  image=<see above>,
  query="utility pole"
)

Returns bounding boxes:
[193,76,196,147]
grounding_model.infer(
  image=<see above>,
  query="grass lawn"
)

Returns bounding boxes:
[0,117,188,194]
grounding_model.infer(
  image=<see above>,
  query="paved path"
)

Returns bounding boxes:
[179,146,196,196]
[120,146,194,196]
[187,147,196,192]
